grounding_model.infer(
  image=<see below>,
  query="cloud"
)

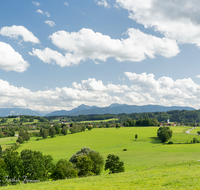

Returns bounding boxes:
[1,73,200,112]
[36,9,50,17]
[116,0,200,47]
[64,2,69,6]
[72,78,130,93]
[0,41,29,72]
[0,25,40,44]
[95,0,110,8]
[30,28,179,67]
[36,9,43,14]
[45,11,50,18]
[44,21,55,27]
[124,72,200,107]
[196,75,200,78]
[32,1,40,6]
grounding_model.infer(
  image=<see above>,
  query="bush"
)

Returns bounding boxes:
[123,149,127,151]
[105,154,125,174]
[51,159,77,180]
[168,141,173,144]
[69,147,104,176]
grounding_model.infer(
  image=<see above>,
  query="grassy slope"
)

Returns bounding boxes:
[16,127,200,170]
[2,126,200,189]
[2,162,200,190]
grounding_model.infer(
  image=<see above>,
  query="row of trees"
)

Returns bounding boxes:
[0,147,124,182]
[123,116,160,127]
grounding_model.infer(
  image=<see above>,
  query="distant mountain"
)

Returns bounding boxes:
[45,104,98,117]
[45,104,195,117]
[0,108,41,117]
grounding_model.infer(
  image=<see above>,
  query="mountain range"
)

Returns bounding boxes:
[45,104,195,116]
[0,104,195,117]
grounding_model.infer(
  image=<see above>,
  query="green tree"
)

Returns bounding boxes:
[41,129,49,139]
[49,127,56,138]
[61,126,68,135]
[0,145,2,158]
[157,126,173,143]
[69,147,104,175]
[0,158,8,180]
[135,134,138,140]
[116,123,121,128]
[20,149,54,180]
[105,154,125,174]
[51,159,77,180]
[3,149,23,179]
[75,155,93,176]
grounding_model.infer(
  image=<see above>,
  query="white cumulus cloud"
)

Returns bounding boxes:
[30,28,179,67]
[0,25,40,44]
[0,41,29,72]
[116,0,200,47]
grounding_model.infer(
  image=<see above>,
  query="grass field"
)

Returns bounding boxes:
[2,126,200,189]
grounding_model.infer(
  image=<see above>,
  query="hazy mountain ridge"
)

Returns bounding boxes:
[0,108,41,117]
[45,104,195,116]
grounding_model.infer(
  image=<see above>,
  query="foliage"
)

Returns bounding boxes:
[20,149,54,181]
[115,123,121,128]
[0,145,2,158]
[135,134,138,140]
[41,129,49,139]
[157,126,173,143]
[49,127,56,138]
[75,155,94,176]
[2,149,24,179]
[69,147,104,176]
[61,126,68,135]
[51,159,77,180]
[0,158,8,180]
[105,154,125,174]
[16,130,30,144]
[197,131,200,135]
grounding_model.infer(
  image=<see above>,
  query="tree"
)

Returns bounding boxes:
[106,122,111,128]
[51,159,77,180]
[20,149,54,180]
[0,158,8,180]
[49,127,56,138]
[197,131,200,135]
[0,145,2,158]
[3,149,23,179]
[41,129,49,139]
[135,134,138,141]
[157,126,173,143]
[105,154,125,174]
[116,123,121,128]
[69,147,104,176]
[61,126,68,135]
[75,155,93,176]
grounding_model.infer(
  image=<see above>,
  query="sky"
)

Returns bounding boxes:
[0,0,200,114]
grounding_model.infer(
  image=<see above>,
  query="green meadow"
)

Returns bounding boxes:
[2,126,200,189]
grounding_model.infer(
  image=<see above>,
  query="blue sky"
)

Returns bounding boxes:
[0,0,200,113]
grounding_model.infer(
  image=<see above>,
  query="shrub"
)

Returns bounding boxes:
[105,154,125,174]
[69,147,104,176]
[51,159,77,180]
[168,141,173,144]
[123,149,127,151]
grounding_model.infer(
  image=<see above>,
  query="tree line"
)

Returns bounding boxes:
[0,147,124,184]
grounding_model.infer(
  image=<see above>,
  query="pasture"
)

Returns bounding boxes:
[2,126,200,189]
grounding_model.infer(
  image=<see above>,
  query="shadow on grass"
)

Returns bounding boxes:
[149,137,161,144]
